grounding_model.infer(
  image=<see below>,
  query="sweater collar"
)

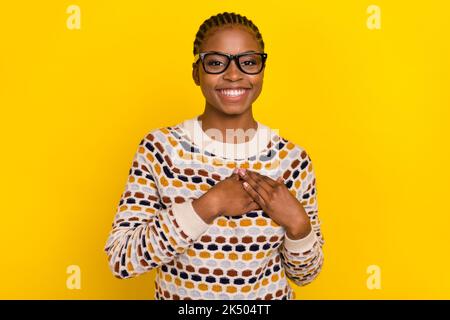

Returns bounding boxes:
[180,116,273,160]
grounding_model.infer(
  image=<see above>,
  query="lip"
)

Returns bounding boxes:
[215,88,251,103]
[216,87,251,90]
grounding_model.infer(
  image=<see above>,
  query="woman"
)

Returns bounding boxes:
[104,11,325,300]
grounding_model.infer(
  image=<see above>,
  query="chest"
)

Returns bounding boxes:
[152,160,286,253]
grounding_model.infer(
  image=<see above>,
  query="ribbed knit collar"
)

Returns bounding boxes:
[180,116,273,160]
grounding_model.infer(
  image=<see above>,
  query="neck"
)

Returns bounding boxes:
[198,105,257,143]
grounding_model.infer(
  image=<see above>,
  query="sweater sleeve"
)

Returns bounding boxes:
[104,134,210,279]
[279,150,325,286]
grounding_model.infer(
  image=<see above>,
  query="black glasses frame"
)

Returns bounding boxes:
[194,51,268,75]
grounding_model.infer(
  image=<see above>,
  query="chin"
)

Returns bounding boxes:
[218,104,250,116]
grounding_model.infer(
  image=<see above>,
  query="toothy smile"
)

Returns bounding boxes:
[217,88,249,97]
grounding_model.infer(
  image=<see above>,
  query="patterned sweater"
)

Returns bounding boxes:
[104,116,325,300]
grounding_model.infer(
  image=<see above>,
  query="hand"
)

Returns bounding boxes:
[211,171,262,216]
[192,171,261,224]
[237,168,312,239]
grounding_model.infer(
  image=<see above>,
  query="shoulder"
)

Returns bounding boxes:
[264,124,313,164]
[138,120,186,153]
[271,135,317,192]
[262,125,316,186]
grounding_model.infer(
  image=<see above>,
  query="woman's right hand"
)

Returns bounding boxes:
[192,172,261,224]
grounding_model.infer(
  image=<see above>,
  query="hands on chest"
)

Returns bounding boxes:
[192,168,312,240]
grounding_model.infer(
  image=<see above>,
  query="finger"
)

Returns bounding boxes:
[242,181,267,210]
[247,170,274,194]
[238,169,272,193]
[253,171,285,188]
[254,172,278,188]
[228,172,240,180]
[230,167,239,178]
[240,170,272,203]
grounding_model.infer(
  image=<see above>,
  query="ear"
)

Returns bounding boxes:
[192,63,200,86]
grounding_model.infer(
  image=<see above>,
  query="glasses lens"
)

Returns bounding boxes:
[203,54,229,73]
[202,53,265,74]
[239,53,264,74]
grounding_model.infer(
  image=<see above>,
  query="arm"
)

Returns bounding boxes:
[104,135,212,279]
[278,151,325,286]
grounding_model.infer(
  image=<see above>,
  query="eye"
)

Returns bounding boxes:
[239,54,261,67]
[241,59,257,66]
[207,60,225,66]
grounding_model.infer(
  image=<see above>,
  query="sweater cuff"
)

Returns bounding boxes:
[283,228,317,253]
[171,199,210,240]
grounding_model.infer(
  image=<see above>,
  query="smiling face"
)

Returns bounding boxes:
[192,25,265,116]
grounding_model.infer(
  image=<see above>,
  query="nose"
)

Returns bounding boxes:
[223,58,243,81]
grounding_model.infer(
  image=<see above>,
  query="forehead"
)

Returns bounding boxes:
[200,25,261,54]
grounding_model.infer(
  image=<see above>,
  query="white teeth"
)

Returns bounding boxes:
[219,89,247,97]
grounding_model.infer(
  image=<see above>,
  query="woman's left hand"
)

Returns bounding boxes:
[236,168,312,240]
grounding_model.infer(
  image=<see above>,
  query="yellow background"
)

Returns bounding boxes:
[1,1,449,299]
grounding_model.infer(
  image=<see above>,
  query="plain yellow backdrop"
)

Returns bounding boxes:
[0,1,449,299]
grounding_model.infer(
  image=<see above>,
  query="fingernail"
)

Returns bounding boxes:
[243,182,249,188]
[233,168,238,174]
[239,168,246,175]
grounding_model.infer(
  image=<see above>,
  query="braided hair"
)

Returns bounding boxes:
[193,12,265,56]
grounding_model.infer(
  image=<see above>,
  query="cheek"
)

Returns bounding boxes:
[199,84,217,101]
[250,78,264,98]
[199,75,221,99]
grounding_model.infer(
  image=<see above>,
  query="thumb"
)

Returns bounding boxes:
[276,177,284,183]
[231,167,241,177]
[229,168,239,178]
[229,173,240,180]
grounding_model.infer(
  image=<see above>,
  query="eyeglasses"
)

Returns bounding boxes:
[194,51,268,75]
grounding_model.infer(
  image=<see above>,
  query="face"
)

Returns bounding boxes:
[192,25,265,116]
